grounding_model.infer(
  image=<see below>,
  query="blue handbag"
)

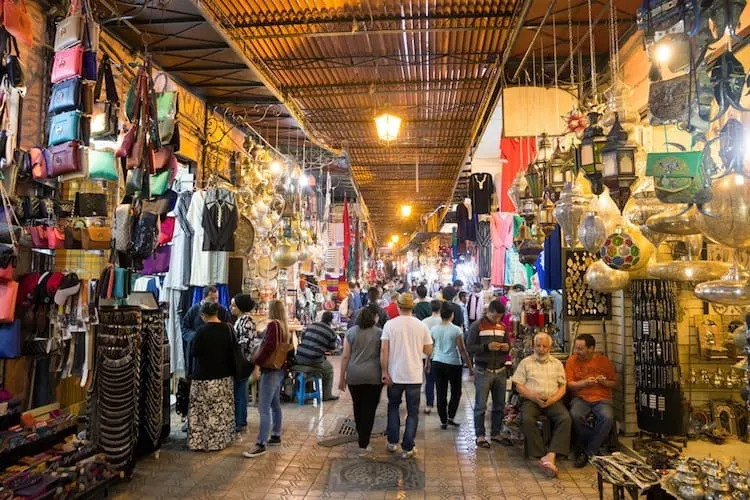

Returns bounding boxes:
[48,78,81,116]
[47,111,81,147]
[0,321,21,359]
[112,267,127,298]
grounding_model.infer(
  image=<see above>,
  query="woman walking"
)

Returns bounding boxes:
[230,294,258,437]
[431,302,473,430]
[338,305,383,456]
[243,300,290,458]
[187,302,237,451]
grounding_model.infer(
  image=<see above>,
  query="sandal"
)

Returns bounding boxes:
[538,459,558,478]
[476,438,491,449]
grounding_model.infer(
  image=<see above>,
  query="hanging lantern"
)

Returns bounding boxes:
[600,227,643,271]
[578,212,607,254]
[548,140,573,200]
[536,195,557,239]
[519,197,537,225]
[374,112,402,142]
[695,173,750,248]
[578,111,607,195]
[507,170,527,212]
[601,114,637,212]
[695,279,750,305]
[624,177,667,248]
[524,163,545,205]
[514,223,532,252]
[272,244,299,268]
[585,259,630,292]
[587,188,624,235]
[553,179,591,248]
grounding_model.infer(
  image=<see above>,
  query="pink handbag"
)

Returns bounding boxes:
[47,227,65,249]
[29,226,48,249]
[51,45,83,84]
[158,216,175,246]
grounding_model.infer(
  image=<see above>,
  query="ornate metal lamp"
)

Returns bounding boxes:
[601,114,637,212]
[535,194,557,240]
[547,139,572,200]
[578,111,607,195]
[524,161,545,205]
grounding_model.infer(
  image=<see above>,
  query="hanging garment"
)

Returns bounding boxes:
[164,191,192,292]
[187,190,211,287]
[166,288,184,373]
[470,173,494,214]
[542,225,562,290]
[490,212,514,286]
[499,137,537,212]
[202,188,237,252]
[476,220,491,278]
[456,202,476,244]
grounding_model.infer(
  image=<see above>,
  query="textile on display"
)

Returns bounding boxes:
[499,137,536,212]
[476,220,492,279]
[187,190,228,287]
[470,173,494,214]
[456,200,476,244]
[490,212,514,286]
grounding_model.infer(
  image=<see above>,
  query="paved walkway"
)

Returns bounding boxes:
[111,358,604,499]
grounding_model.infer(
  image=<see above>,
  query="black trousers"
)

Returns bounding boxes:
[349,384,383,448]
[432,361,463,425]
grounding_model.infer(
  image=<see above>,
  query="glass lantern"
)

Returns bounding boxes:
[579,111,607,195]
[601,114,637,212]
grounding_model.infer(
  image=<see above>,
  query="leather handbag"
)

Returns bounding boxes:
[29,226,47,248]
[156,91,177,121]
[125,167,144,195]
[74,192,107,217]
[81,226,111,250]
[158,216,175,245]
[81,80,94,114]
[112,267,127,298]
[47,141,82,177]
[91,56,119,140]
[149,168,170,196]
[29,147,48,180]
[51,45,83,84]
[141,245,170,274]
[48,78,81,116]
[2,32,24,89]
[129,211,158,259]
[0,243,16,281]
[0,320,21,358]
[113,203,132,252]
[64,226,82,249]
[87,149,117,181]
[54,13,84,51]
[646,151,712,205]
[46,227,65,249]
[126,126,145,169]
[0,280,18,322]
[142,191,176,215]
[258,321,293,370]
[3,0,33,47]
[82,50,96,81]
[159,116,175,143]
[47,110,81,146]
[153,146,174,171]
[115,126,136,158]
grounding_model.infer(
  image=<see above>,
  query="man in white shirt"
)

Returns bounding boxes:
[466,283,485,325]
[381,293,434,459]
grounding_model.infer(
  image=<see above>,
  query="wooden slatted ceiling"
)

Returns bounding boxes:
[203,0,517,241]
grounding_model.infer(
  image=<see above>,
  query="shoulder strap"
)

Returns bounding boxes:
[94,55,118,104]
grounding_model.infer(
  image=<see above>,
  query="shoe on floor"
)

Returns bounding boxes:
[476,438,491,449]
[267,436,281,446]
[386,443,399,453]
[181,422,188,433]
[358,446,373,457]
[242,445,266,458]
[424,407,432,415]
[234,433,243,442]
[401,447,417,459]
[491,435,513,446]
[574,453,589,468]
[447,419,460,427]
[239,425,248,433]
[323,395,339,401]
[440,423,448,430]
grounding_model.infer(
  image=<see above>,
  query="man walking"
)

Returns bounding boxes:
[348,287,387,329]
[381,293,433,458]
[466,283,484,325]
[295,311,339,401]
[466,300,511,448]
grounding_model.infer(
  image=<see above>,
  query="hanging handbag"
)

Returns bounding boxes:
[48,78,81,116]
[46,226,65,249]
[2,0,33,47]
[87,149,117,181]
[142,191,176,215]
[81,226,111,250]
[51,45,83,84]
[29,147,48,180]
[125,167,144,195]
[64,226,82,249]
[158,216,175,246]
[112,203,132,252]
[129,211,158,259]
[91,56,118,140]
[112,266,127,298]
[159,116,175,143]
[53,11,84,52]
[74,192,107,217]
[82,50,96,81]
[149,168,170,196]
[155,91,177,121]
[126,126,145,169]
[646,151,712,205]
[47,110,81,146]
[153,146,174,172]
[2,31,24,89]
[0,280,18,322]
[0,243,15,281]
[0,320,21,358]
[47,141,81,177]
[141,245,170,274]
[29,225,47,248]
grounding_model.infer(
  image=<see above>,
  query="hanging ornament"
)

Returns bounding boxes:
[587,187,623,235]
[624,179,667,248]
[695,172,750,248]
[600,226,643,271]
[585,259,630,292]
[578,212,608,254]
[272,244,299,268]
[553,178,591,248]
[695,278,750,305]
[646,205,701,235]
[507,170,527,212]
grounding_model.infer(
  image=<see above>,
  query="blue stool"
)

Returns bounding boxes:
[294,371,322,406]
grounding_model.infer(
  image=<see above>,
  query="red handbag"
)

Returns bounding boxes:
[51,45,83,84]
[29,147,48,180]
[29,226,48,249]
[47,141,81,177]
[158,216,175,246]
[0,264,14,282]
[153,146,174,171]
[0,280,18,322]
[3,0,34,47]
[47,227,65,249]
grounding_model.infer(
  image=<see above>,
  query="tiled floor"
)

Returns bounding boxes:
[110,358,606,499]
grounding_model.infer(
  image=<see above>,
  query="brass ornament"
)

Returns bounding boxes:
[271,244,299,268]
[585,259,630,292]
[696,173,750,248]
[646,205,701,235]
[648,260,731,282]
[578,211,607,254]
[694,279,750,305]
[553,179,591,248]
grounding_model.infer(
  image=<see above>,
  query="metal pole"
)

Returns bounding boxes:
[555,0,613,81]
[512,0,557,82]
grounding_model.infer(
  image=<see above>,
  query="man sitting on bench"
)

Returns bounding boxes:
[566,333,617,468]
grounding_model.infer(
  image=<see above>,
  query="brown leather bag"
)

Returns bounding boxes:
[81,226,111,250]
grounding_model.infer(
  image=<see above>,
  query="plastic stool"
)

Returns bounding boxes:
[294,371,322,406]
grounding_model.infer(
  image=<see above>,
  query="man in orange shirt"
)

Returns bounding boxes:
[565,334,617,468]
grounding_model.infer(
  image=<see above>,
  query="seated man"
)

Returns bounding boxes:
[511,332,571,478]
[565,333,617,468]
[295,311,339,401]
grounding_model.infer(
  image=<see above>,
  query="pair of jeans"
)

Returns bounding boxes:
[349,384,383,449]
[423,359,434,407]
[387,383,421,452]
[432,361,463,424]
[256,370,284,446]
[569,397,614,456]
[521,399,571,458]
[234,377,249,431]
[473,367,506,438]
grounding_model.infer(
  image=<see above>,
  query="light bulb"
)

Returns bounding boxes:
[401,205,412,217]
[655,43,672,65]
[269,160,283,176]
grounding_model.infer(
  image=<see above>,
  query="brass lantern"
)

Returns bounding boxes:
[601,114,637,212]
[536,194,557,240]
[548,139,572,200]
[578,111,607,195]
[524,162,545,205]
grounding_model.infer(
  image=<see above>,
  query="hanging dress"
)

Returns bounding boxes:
[490,212,514,286]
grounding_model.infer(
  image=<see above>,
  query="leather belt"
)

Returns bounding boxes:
[477,366,506,374]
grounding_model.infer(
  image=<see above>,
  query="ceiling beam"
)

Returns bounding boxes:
[284,78,487,97]
[147,42,229,53]
[188,81,267,88]
[159,64,249,72]
[234,25,509,40]
[228,12,511,29]
[312,118,474,125]
[129,16,205,26]
[264,52,498,71]
[348,145,466,151]
[204,97,280,105]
